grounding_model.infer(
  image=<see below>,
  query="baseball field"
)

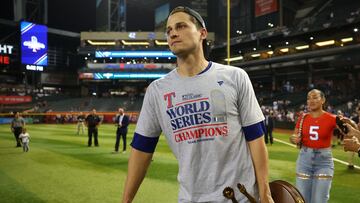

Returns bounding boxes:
[0,124,359,203]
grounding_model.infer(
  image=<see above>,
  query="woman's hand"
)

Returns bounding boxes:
[290,134,301,144]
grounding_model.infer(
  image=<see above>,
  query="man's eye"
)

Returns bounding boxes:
[177,24,186,30]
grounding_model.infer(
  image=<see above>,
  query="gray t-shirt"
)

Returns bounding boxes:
[134,62,264,203]
[11,117,25,128]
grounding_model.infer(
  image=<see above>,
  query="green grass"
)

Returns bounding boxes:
[0,124,359,203]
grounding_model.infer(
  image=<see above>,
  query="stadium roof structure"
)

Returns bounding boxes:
[79,31,215,53]
[211,0,360,69]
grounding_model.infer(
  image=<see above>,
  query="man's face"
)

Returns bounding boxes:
[166,12,205,57]
[118,108,124,115]
[92,109,96,114]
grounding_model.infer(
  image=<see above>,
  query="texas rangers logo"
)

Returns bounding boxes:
[23,36,45,53]
[164,91,228,144]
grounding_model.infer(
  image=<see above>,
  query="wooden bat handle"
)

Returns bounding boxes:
[237,183,257,203]
[223,187,238,203]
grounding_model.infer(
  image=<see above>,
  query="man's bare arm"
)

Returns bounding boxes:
[122,147,153,203]
[248,136,274,203]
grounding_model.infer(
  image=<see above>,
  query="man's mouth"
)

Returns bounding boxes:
[171,41,181,46]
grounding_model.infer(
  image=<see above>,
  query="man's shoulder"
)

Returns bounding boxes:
[148,69,176,87]
[211,62,247,76]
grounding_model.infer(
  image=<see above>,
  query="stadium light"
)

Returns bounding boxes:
[224,56,243,62]
[341,37,353,43]
[280,48,289,53]
[267,51,274,55]
[315,40,335,46]
[95,51,175,58]
[155,40,168,45]
[93,72,167,80]
[121,40,150,46]
[87,40,116,45]
[295,45,310,50]
[251,53,261,58]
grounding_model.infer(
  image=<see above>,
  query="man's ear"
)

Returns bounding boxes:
[200,28,208,40]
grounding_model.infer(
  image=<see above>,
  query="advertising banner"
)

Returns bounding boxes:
[87,63,175,70]
[0,96,32,104]
[255,0,278,17]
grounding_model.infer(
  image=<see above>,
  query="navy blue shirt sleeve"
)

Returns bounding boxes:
[131,132,159,153]
[242,121,265,141]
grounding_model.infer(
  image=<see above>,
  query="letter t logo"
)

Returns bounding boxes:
[164,92,176,108]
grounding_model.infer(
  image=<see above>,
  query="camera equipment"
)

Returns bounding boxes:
[336,116,348,134]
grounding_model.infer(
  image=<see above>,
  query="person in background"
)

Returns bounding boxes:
[345,117,358,169]
[19,128,30,152]
[350,106,360,129]
[122,6,273,203]
[332,110,343,147]
[264,110,274,145]
[11,112,25,147]
[76,112,86,135]
[344,136,360,158]
[340,117,360,159]
[113,108,130,153]
[85,109,101,147]
[290,89,337,203]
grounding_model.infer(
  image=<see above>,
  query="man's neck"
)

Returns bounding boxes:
[176,54,208,77]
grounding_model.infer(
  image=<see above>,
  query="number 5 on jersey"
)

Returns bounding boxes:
[309,126,319,140]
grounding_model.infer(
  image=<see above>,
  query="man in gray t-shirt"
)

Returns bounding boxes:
[122,6,274,203]
[11,112,25,147]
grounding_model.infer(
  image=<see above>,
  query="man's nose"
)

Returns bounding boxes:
[169,31,178,39]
